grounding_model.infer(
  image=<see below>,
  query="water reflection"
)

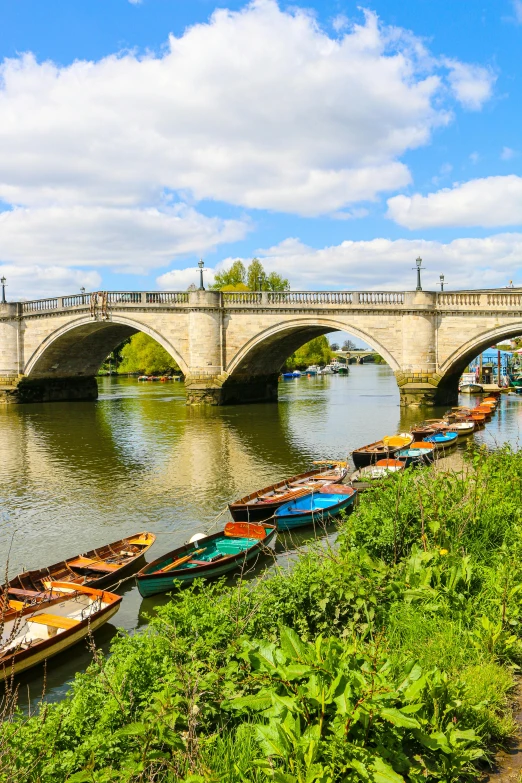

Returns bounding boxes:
[1,367,522,709]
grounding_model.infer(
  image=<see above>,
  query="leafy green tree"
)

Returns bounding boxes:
[342,338,357,351]
[285,335,333,369]
[211,258,290,291]
[210,260,247,290]
[117,333,180,375]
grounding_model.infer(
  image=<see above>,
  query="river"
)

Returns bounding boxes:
[1,364,521,708]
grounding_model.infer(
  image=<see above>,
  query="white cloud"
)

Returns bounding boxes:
[0,264,101,300]
[387,175,522,229]
[469,152,480,164]
[513,0,522,24]
[129,0,142,4]
[156,233,522,291]
[0,205,248,271]
[444,59,496,110]
[0,1,493,219]
[501,146,518,160]
[157,266,216,290]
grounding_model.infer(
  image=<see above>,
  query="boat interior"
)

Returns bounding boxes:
[1,593,107,657]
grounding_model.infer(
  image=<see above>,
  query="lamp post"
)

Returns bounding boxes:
[0,276,6,304]
[413,257,424,291]
[439,274,445,292]
[197,259,205,291]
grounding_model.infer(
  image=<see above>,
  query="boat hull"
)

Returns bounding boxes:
[275,492,356,532]
[1,587,121,681]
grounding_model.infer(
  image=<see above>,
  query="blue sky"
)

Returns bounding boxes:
[0,0,521,298]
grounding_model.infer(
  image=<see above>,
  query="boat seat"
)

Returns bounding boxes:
[8,600,24,611]
[8,587,48,598]
[27,613,80,630]
[68,557,119,572]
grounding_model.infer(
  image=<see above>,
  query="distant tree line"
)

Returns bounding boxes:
[285,336,333,370]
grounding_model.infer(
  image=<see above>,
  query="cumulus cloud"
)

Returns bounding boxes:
[0,205,248,272]
[444,60,496,110]
[0,264,101,300]
[0,0,493,219]
[157,233,522,292]
[386,175,522,229]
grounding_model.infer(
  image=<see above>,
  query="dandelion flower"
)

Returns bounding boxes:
[439,548,448,556]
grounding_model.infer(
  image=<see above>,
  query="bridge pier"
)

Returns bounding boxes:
[185,373,279,405]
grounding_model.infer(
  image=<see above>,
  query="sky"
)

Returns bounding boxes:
[0,0,521,299]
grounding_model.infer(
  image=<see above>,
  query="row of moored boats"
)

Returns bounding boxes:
[1,396,500,681]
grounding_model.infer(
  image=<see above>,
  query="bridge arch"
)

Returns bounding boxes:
[225,317,401,377]
[437,321,522,399]
[24,314,189,379]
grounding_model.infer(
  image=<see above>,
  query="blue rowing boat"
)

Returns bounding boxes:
[423,431,458,449]
[275,489,356,531]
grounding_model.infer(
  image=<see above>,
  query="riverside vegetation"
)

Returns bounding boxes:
[2,446,522,782]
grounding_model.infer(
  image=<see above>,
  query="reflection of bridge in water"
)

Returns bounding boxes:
[2,288,522,406]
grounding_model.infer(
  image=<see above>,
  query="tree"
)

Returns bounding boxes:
[117,333,180,375]
[211,258,290,291]
[330,342,339,351]
[342,339,357,351]
[285,336,333,370]
[210,260,246,290]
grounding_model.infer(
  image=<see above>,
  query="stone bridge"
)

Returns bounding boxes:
[1,287,522,406]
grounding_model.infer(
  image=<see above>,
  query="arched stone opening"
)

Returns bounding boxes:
[20,316,188,403]
[208,318,399,405]
[436,323,522,403]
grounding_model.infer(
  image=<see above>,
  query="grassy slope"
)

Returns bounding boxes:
[2,446,522,782]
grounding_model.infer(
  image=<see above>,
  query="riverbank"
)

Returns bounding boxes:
[2,444,522,782]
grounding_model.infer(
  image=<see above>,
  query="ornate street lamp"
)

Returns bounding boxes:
[439,274,445,292]
[1,276,6,304]
[413,257,424,291]
[80,286,85,294]
[198,259,205,291]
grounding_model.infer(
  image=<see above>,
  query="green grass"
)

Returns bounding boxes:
[2,445,522,782]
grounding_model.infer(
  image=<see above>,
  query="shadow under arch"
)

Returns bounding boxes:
[24,314,189,379]
[437,322,522,400]
[226,317,400,377]
[215,317,400,404]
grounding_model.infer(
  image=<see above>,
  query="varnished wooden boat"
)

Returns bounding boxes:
[3,532,156,608]
[137,523,277,597]
[228,465,348,523]
[352,434,413,469]
[0,583,121,681]
[351,459,406,482]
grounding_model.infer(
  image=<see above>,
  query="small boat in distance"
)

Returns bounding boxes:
[1,583,121,681]
[423,431,458,450]
[275,488,356,531]
[459,383,483,394]
[136,523,277,598]
[352,434,413,469]
[351,459,405,482]
[304,365,319,375]
[396,443,435,467]
[4,532,156,606]
[228,464,349,522]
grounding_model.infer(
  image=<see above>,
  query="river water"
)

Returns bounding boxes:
[1,365,521,707]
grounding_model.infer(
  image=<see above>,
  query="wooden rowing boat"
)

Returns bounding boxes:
[352,434,413,469]
[351,459,406,482]
[0,583,121,681]
[396,443,435,467]
[3,532,156,610]
[136,523,277,598]
[228,465,348,523]
[274,489,357,531]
